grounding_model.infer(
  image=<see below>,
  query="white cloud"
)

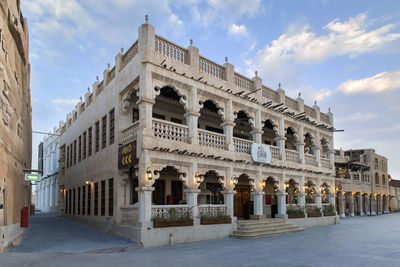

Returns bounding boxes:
[338,70,400,94]
[336,112,379,122]
[228,24,248,36]
[51,99,79,112]
[249,13,400,87]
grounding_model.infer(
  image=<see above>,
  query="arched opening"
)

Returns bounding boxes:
[304,181,315,204]
[320,138,330,158]
[375,173,379,184]
[263,177,277,218]
[153,86,187,125]
[198,170,224,205]
[285,179,298,204]
[198,100,224,134]
[320,182,330,203]
[153,166,186,205]
[121,89,139,131]
[382,174,386,185]
[285,127,298,151]
[304,133,314,155]
[261,120,277,146]
[233,111,253,140]
[234,174,252,219]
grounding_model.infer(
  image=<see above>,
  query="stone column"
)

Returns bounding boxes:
[251,191,265,219]
[328,150,335,169]
[275,192,288,219]
[365,196,370,215]
[328,194,336,206]
[184,112,199,145]
[378,196,383,214]
[274,136,286,160]
[384,196,390,213]
[349,194,355,216]
[315,193,322,208]
[371,196,376,215]
[297,126,304,164]
[250,109,262,144]
[338,193,345,218]
[136,186,154,225]
[222,121,235,151]
[223,190,235,217]
[297,193,306,208]
[185,189,200,224]
[49,179,54,208]
[357,195,364,216]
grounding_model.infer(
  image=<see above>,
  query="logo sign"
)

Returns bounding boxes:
[251,143,271,164]
[25,173,40,181]
[118,141,137,169]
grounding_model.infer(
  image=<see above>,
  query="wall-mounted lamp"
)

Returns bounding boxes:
[195,172,202,184]
[146,167,152,180]
[85,179,93,185]
[233,177,239,186]
[261,179,266,188]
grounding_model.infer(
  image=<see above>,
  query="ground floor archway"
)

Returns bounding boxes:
[234,174,252,219]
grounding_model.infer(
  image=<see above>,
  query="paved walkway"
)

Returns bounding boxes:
[9,213,138,253]
[1,213,400,266]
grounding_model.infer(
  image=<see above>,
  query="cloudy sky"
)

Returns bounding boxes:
[22,0,400,178]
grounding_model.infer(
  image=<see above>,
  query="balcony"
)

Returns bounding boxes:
[119,121,139,145]
[321,158,331,169]
[152,118,189,143]
[305,154,317,166]
[285,149,299,163]
[198,129,226,150]
[233,137,252,154]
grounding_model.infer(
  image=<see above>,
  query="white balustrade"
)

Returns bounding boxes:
[285,96,298,111]
[155,35,189,64]
[233,137,252,154]
[262,86,279,102]
[121,41,138,70]
[151,205,190,219]
[198,129,226,150]
[320,113,330,124]
[198,205,227,217]
[234,73,254,91]
[152,119,189,143]
[120,206,138,224]
[270,145,280,159]
[119,121,139,145]
[199,56,225,80]
[305,154,317,166]
[304,106,315,118]
[321,158,330,169]
[285,149,299,163]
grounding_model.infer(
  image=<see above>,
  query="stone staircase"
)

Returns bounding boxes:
[231,218,305,239]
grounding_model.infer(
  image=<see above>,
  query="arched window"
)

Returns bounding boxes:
[285,127,298,151]
[382,174,386,185]
[375,173,379,184]
[233,111,253,140]
[198,100,224,134]
[153,86,186,125]
[262,120,277,146]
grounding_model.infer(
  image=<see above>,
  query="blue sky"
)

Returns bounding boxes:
[22,0,400,178]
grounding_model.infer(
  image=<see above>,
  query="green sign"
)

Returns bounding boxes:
[25,173,40,181]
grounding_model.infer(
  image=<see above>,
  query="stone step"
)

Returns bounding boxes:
[237,219,286,227]
[237,224,300,232]
[231,228,305,239]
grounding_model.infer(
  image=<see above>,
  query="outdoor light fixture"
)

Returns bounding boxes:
[261,179,266,188]
[146,167,152,180]
[195,172,202,183]
[85,179,93,185]
[233,177,239,185]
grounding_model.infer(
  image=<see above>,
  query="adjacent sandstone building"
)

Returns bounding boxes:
[0,0,32,251]
[58,18,336,247]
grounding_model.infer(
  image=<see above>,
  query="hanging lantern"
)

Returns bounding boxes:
[146,167,152,180]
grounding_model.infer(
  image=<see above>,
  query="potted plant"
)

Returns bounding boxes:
[286,205,305,219]
[323,204,336,216]
[153,208,193,228]
[200,211,232,225]
[306,206,322,217]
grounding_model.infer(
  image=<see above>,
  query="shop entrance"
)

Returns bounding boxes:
[234,175,252,219]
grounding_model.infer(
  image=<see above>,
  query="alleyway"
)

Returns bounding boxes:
[1,213,400,266]
[10,213,138,253]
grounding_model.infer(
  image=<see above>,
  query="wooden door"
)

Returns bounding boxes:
[234,185,251,218]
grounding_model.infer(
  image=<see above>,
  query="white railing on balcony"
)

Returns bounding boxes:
[305,154,317,166]
[321,158,331,169]
[152,119,189,143]
[119,121,139,145]
[270,145,280,160]
[198,129,226,150]
[198,205,227,217]
[320,113,330,124]
[285,149,299,163]
[120,206,138,224]
[151,205,190,219]
[155,35,189,64]
[234,73,254,91]
[121,40,138,70]
[233,137,252,154]
[199,56,225,80]
[285,96,298,111]
[262,86,279,102]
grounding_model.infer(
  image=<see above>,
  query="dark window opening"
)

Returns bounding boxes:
[101,180,106,216]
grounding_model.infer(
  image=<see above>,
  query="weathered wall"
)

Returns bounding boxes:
[0,0,31,251]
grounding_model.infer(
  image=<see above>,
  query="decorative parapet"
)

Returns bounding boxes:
[120,40,138,70]
[155,35,189,64]
[199,56,225,80]
[262,86,279,102]
[234,72,254,91]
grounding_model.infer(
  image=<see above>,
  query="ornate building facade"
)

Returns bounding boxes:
[334,149,390,217]
[0,0,32,251]
[35,127,60,213]
[58,19,336,247]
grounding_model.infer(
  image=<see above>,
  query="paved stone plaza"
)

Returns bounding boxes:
[1,213,399,266]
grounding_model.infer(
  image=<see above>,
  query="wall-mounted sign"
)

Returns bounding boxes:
[251,143,271,164]
[118,140,137,169]
[25,173,40,181]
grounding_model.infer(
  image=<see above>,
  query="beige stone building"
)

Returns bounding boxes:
[334,149,390,217]
[0,0,32,251]
[58,18,337,247]
[389,178,400,212]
